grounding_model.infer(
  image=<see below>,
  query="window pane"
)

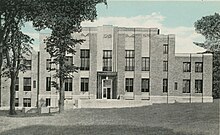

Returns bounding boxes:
[80,50,90,70]
[125,50,135,71]
[24,78,31,91]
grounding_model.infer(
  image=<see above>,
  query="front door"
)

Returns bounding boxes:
[102,79,112,99]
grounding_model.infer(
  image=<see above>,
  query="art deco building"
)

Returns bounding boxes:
[0,25,213,109]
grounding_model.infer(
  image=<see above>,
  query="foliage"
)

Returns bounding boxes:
[30,0,107,112]
[194,13,220,98]
[0,0,33,114]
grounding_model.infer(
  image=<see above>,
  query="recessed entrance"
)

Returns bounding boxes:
[97,72,117,99]
[102,79,112,99]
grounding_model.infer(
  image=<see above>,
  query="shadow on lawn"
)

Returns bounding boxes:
[0,125,203,135]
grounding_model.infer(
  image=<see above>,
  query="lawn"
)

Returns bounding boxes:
[0,100,219,135]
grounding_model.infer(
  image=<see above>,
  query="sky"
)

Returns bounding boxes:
[22,0,220,53]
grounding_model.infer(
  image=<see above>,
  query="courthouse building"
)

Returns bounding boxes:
[0,25,213,109]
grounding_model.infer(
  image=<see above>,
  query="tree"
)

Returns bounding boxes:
[0,0,33,115]
[194,13,220,98]
[30,0,107,112]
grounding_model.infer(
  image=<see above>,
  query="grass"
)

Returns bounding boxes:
[0,100,219,135]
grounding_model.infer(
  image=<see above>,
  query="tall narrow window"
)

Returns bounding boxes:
[125,50,134,71]
[174,82,178,90]
[46,59,51,70]
[103,50,112,71]
[33,80,36,88]
[142,57,150,71]
[125,78,133,92]
[46,77,51,91]
[65,56,73,66]
[195,80,203,93]
[23,77,31,91]
[163,44,168,54]
[24,60,31,70]
[23,98,31,107]
[80,49,90,70]
[141,79,149,92]
[81,78,89,92]
[163,61,168,71]
[163,79,168,93]
[183,79,190,93]
[183,62,191,72]
[15,77,19,91]
[195,62,203,72]
[15,98,19,107]
[46,98,51,107]
[64,78,73,91]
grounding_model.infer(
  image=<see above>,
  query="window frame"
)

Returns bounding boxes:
[195,62,203,72]
[64,78,73,91]
[46,59,51,70]
[183,79,191,93]
[125,78,134,92]
[125,50,135,71]
[163,44,168,54]
[163,61,168,71]
[46,77,51,91]
[24,60,32,70]
[142,57,150,71]
[141,78,149,92]
[183,62,191,72]
[23,98,31,107]
[15,98,19,107]
[80,49,90,70]
[46,98,51,107]
[103,50,112,71]
[81,78,89,92]
[163,79,168,93]
[195,80,203,93]
[23,77,31,91]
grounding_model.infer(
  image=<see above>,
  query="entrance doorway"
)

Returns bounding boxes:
[102,79,112,99]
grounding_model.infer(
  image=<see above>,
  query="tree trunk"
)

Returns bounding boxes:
[9,72,17,115]
[59,76,65,113]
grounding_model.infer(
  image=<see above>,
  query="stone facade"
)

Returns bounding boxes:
[0,25,213,108]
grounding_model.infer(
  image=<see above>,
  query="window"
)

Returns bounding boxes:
[103,50,112,71]
[125,78,133,92]
[65,78,72,91]
[195,62,203,72]
[174,82,178,90]
[163,44,168,54]
[23,98,31,107]
[195,80,203,93]
[33,80,36,88]
[23,78,31,91]
[46,98,51,107]
[141,79,149,92]
[81,78,89,92]
[142,57,150,71]
[46,77,51,91]
[24,60,31,70]
[46,59,51,70]
[65,56,73,66]
[15,98,19,107]
[15,77,19,91]
[163,61,168,71]
[80,49,90,70]
[163,79,168,93]
[183,79,190,93]
[125,50,135,71]
[183,62,191,72]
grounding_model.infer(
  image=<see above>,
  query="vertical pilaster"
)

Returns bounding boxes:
[134,34,142,99]
[117,34,126,97]
[89,33,97,98]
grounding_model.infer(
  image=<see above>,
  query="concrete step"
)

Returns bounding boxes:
[75,99,152,108]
